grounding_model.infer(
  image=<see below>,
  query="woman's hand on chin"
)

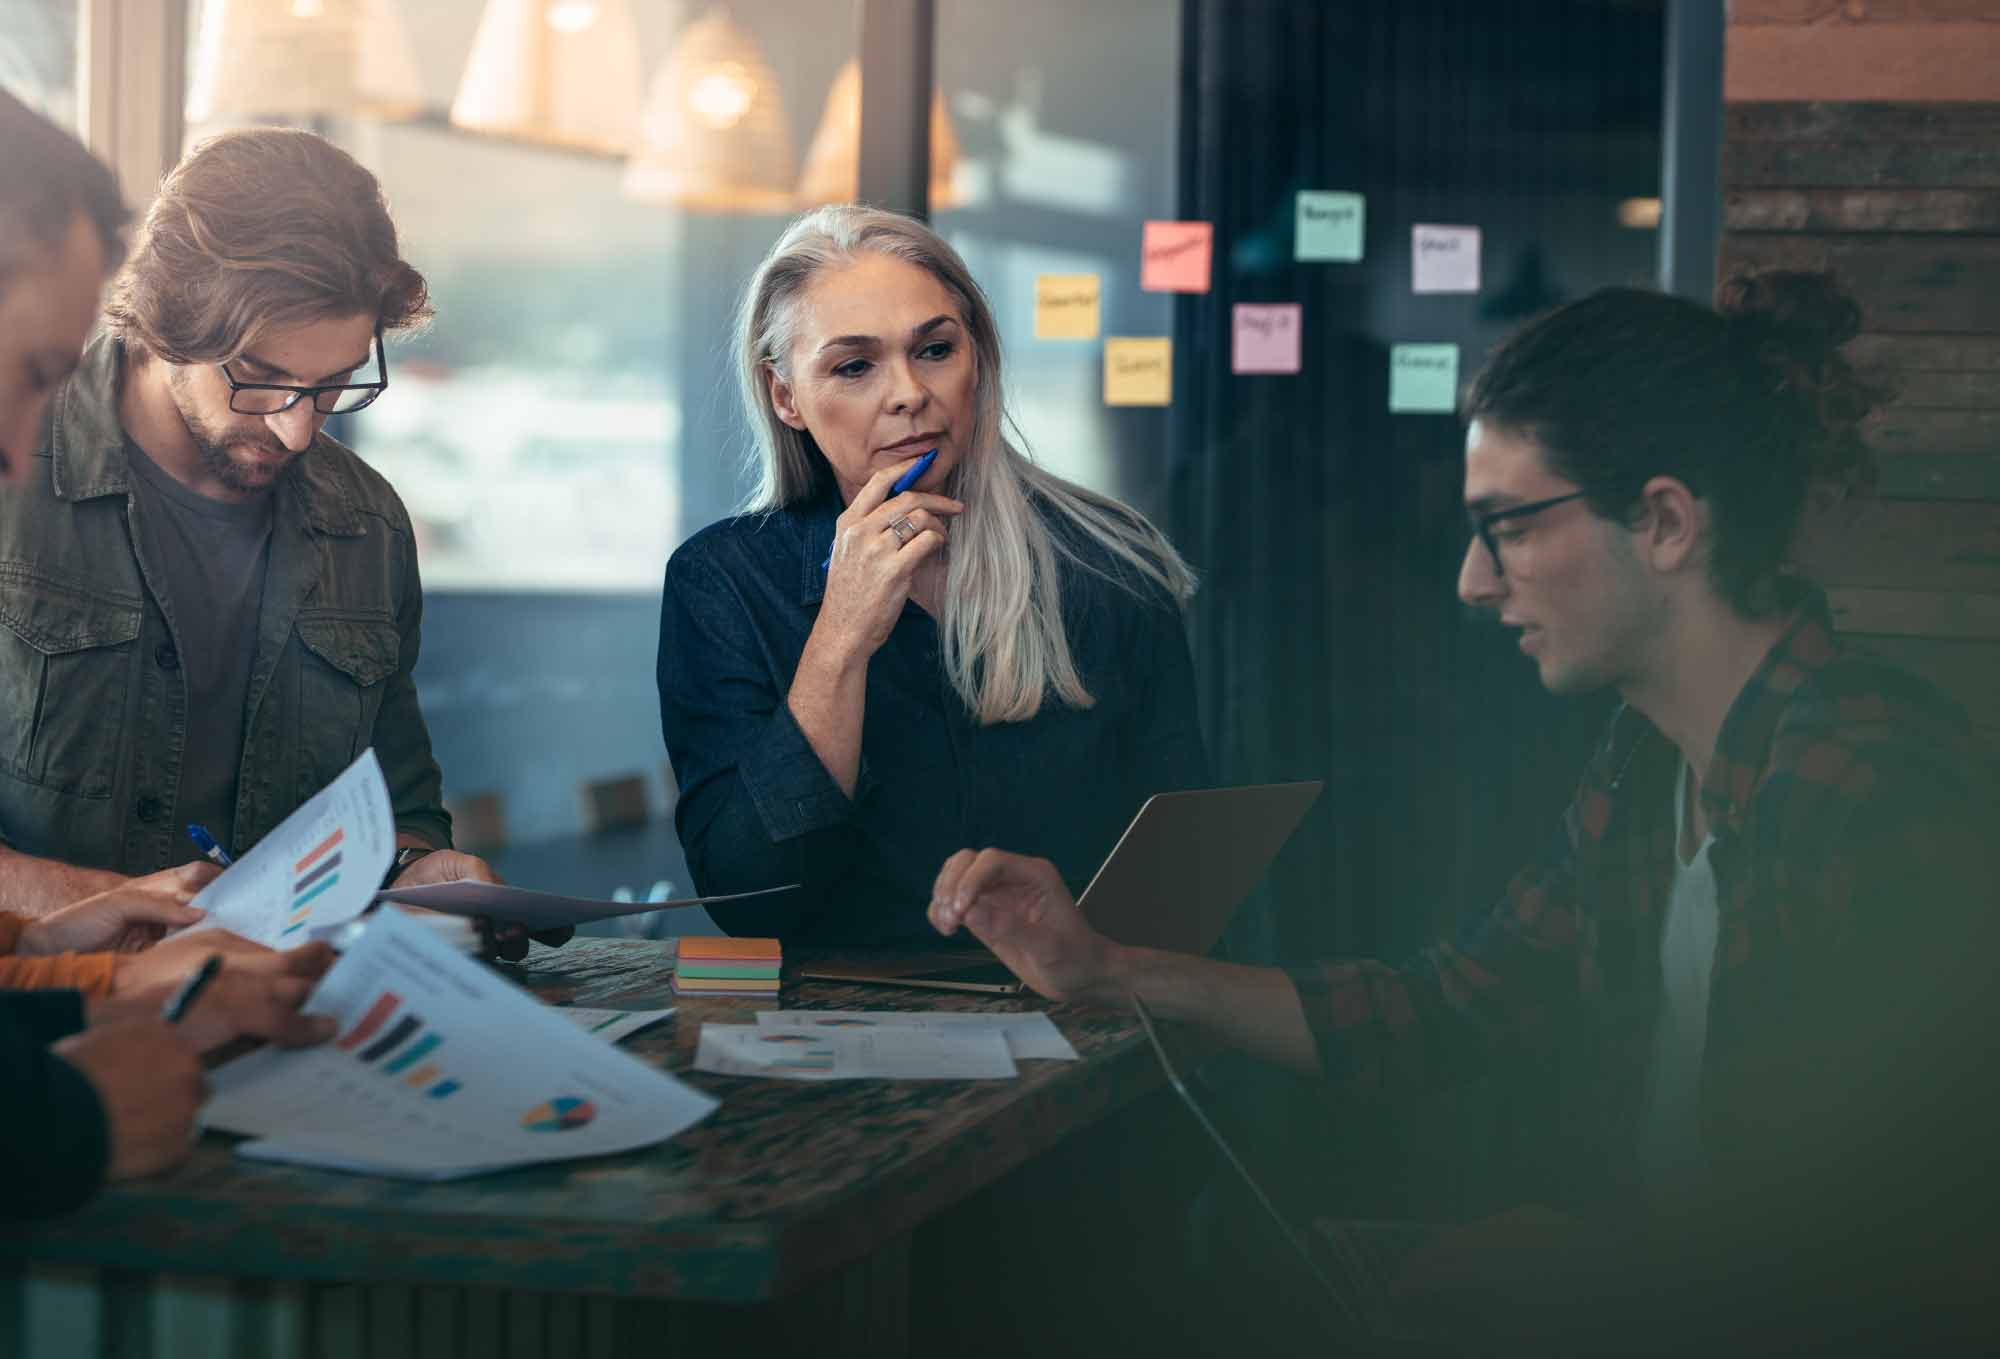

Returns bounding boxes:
[816,461,964,663]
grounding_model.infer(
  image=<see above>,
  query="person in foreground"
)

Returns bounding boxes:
[930,273,2000,1347]
[660,205,1207,944]
[0,90,335,1221]
[0,124,562,960]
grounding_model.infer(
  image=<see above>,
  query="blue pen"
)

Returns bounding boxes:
[823,449,938,571]
[188,823,234,868]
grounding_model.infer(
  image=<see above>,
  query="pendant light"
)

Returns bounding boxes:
[450,0,643,155]
[621,7,795,213]
[794,58,961,210]
[186,0,425,125]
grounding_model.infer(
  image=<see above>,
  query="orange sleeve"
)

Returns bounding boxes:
[0,950,118,996]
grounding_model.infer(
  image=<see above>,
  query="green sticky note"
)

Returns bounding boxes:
[1389,344,1459,414]
[1295,191,1365,262]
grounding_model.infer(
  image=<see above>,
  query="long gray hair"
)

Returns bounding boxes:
[737,204,1196,725]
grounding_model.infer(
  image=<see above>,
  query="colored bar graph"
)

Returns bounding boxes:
[336,992,400,1050]
[292,874,341,911]
[295,852,342,892]
[295,827,345,875]
[359,1014,421,1063]
[383,1033,442,1075]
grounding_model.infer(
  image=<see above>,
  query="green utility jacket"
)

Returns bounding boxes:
[0,333,452,872]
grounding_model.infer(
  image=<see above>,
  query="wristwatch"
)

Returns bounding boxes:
[383,845,434,887]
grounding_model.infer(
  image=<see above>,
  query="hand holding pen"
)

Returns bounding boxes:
[812,454,963,663]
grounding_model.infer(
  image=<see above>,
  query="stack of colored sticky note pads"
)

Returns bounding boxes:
[673,937,782,998]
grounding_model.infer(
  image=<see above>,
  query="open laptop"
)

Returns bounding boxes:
[799,780,1323,994]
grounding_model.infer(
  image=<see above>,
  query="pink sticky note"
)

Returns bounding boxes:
[1232,304,1302,375]
[1141,221,1213,293]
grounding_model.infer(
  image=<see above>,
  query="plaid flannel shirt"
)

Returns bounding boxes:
[1289,585,1998,1233]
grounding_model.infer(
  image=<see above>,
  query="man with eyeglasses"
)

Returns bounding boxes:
[927,279,2000,1347]
[0,128,552,953]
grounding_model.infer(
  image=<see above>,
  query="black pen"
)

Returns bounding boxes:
[162,953,223,1024]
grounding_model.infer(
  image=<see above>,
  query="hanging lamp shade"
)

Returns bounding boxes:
[621,9,795,213]
[186,0,425,125]
[794,59,961,210]
[450,0,643,155]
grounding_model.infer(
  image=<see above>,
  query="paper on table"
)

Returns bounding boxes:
[202,908,717,1180]
[1232,303,1303,375]
[558,1007,677,1044]
[694,1023,1018,1081]
[755,1010,1078,1061]
[1034,273,1101,340]
[1412,224,1481,294]
[185,749,396,947]
[374,880,798,931]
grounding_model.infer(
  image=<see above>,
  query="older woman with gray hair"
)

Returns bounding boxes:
[658,204,1208,944]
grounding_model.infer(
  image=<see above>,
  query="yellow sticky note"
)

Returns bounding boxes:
[1035,274,1101,340]
[1104,338,1172,406]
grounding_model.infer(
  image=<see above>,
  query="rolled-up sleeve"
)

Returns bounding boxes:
[658,547,865,936]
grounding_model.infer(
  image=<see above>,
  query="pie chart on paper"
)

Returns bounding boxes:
[521,1097,597,1132]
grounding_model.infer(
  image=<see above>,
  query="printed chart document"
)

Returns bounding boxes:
[202,909,717,1179]
[376,880,797,932]
[755,1010,1079,1062]
[187,750,396,947]
[558,1007,677,1044]
[695,1023,1017,1081]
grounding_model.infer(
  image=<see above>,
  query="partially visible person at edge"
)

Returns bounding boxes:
[929,272,2000,1349]
[0,90,335,1222]
[658,205,1209,945]
[0,125,565,961]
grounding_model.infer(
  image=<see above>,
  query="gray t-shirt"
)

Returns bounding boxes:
[1638,760,1720,1217]
[125,441,274,851]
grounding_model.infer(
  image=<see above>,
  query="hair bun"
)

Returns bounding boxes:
[1716,268,1885,497]
[1717,268,1862,359]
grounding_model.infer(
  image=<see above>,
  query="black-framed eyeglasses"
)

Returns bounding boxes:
[1468,490,1587,577]
[219,325,389,416]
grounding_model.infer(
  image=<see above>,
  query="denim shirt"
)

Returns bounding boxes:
[0,333,452,872]
[658,488,1211,945]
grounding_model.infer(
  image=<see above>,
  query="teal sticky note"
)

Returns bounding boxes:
[1295,191,1365,262]
[1389,344,1460,414]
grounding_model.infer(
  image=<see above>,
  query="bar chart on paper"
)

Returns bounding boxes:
[191,750,397,946]
[201,909,718,1179]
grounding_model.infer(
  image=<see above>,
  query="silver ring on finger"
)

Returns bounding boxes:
[889,515,918,547]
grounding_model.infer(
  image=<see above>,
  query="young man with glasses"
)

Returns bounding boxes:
[0,128,546,951]
[928,276,1999,1347]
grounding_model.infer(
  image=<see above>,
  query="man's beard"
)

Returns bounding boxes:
[168,371,295,494]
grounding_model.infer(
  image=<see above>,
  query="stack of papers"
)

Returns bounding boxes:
[689,1009,1082,1081]
[200,908,717,1180]
[673,937,781,998]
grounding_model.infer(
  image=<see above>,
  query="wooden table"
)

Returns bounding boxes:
[0,940,1168,1359]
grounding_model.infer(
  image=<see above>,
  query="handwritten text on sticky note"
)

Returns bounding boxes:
[1232,304,1302,375]
[1105,338,1173,406]
[1035,274,1101,340]
[1141,221,1213,293]
[1389,344,1460,413]
[1412,225,1480,294]
[1296,191,1364,262]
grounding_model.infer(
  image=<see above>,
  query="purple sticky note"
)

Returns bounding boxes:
[1232,303,1302,375]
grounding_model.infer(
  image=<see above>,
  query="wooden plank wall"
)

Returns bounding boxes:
[1720,100,2000,741]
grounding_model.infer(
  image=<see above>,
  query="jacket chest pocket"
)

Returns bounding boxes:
[295,613,399,787]
[0,575,142,798]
